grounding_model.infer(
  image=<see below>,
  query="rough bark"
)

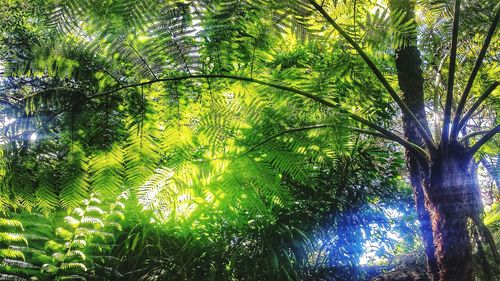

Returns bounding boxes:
[389,1,479,280]
[395,45,477,281]
[409,161,439,281]
[427,143,473,281]
[392,41,439,281]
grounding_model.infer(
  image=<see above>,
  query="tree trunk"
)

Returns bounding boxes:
[426,143,474,281]
[395,48,476,281]
[409,162,439,280]
[390,1,477,280]
[391,28,440,281]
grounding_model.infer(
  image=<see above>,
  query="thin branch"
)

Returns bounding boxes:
[441,0,461,151]
[348,120,429,159]
[92,74,338,108]
[451,5,500,140]
[237,124,427,160]
[15,75,350,135]
[457,81,498,132]
[100,67,124,86]
[432,51,450,141]
[460,129,491,144]
[238,124,333,158]
[306,0,435,149]
[18,87,80,102]
[24,74,428,158]
[10,105,72,141]
[480,156,500,194]
[129,43,158,80]
[472,215,500,264]
[467,124,500,159]
[97,74,427,156]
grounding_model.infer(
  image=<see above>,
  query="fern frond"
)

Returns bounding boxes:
[0,219,23,229]
[89,144,124,200]
[0,233,27,245]
[360,7,417,50]
[0,273,28,281]
[60,146,90,209]
[35,172,59,215]
[0,249,25,260]
[59,262,87,272]
[79,217,104,229]
[145,2,201,74]
[54,275,87,281]
[124,122,160,189]
[64,250,86,261]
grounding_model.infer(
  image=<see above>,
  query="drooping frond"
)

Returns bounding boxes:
[89,144,124,200]
[59,145,90,209]
[123,120,161,190]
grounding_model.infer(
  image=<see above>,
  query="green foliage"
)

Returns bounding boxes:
[44,193,126,280]
[0,0,498,280]
[0,192,126,280]
[60,145,91,210]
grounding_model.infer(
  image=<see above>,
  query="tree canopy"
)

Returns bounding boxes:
[0,0,498,280]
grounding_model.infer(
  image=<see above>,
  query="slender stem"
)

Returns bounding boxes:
[129,43,158,80]
[238,124,427,160]
[346,116,429,159]
[18,87,79,102]
[457,81,498,132]
[306,0,435,149]
[451,5,500,140]
[93,74,338,108]
[11,105,71,141]
[24,74,421,157]
[97,74,409,143]
[238,125,332,158]
[460,129,491,144]
[467,124,500,159]
[432,51,450,142]
[102,75,424,156]
[441,0,461,150]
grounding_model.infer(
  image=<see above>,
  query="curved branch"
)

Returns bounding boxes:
[460,129,491,144]
[101,74,427,156]
[451,5,500,140]
[346,115,428,159]
[25,74,427,159]
[441,0,461,151]
[238,124,332,158]
[129,43,158,80]
[92,74,338,108]
[93,75,413,145]
[10,104,73,141]
[17,87,81,102]
[237,124,427,160]
[457,81,499,133]
[467,124,500,159]
[306,0,436,150]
